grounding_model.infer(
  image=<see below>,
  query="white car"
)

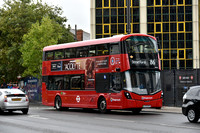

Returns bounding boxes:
[0,89,29,114]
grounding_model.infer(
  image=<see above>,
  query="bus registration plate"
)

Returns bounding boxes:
[143,105,151,108]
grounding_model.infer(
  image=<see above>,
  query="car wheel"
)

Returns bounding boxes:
[22,109,29,114]
[55,96,62,110]
[98,98,107,113]
[187,108,199,123]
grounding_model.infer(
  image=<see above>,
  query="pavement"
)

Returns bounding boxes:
[29,101,182,114]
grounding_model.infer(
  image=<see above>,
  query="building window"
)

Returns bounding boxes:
[103,0,110,8]
[178,49,185,59]
[103,24,110,34]
[155,0,162,6]
[177,22,185,32]
[155,23,162,33]
[177,0,184,5]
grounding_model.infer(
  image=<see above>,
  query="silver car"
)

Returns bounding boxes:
[0,89,29,114]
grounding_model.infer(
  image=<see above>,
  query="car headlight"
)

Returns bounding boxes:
[183,94,187,103]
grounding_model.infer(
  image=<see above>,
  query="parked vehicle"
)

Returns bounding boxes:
[182,86,200,123]
[0,89,29,114]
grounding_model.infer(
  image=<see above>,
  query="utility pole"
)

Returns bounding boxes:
[126,0,131,34]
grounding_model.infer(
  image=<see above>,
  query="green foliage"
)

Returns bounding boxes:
[20,16,63,77]
[0,0,74,82]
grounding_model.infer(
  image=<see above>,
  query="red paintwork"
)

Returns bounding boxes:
[42,34,162,110]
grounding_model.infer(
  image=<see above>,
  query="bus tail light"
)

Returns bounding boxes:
[124,92,132,99]
[4,96,8,102]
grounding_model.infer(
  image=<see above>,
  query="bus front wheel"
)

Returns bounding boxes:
[98,98,107,113]
[55,96,62,110]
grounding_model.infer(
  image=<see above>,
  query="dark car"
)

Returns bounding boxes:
[182,86,200,123]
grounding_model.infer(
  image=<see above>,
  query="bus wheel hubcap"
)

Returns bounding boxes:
[188,110,195,121]
[100,100,106,110]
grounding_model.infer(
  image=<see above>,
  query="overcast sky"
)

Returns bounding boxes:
[0,0,91,33]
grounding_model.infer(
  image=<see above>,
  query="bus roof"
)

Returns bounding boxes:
[43,34,156,52]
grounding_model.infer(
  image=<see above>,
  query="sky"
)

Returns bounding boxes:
[0,0,91,33]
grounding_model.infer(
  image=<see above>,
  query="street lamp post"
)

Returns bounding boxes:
[126,0,131,34]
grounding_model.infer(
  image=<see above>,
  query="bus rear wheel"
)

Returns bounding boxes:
[98,98,107,113]
[55,96,62,110]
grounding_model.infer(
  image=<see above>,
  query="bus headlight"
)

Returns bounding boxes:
[124,92,132,99]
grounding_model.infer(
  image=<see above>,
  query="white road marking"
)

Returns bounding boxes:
[28,115,49,120]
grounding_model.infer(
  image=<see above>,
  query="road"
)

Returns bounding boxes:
[0,105,200,133]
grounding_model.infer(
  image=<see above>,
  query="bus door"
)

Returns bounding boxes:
[108,73,123,108]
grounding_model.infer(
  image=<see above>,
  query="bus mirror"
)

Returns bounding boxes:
[116,68,120,72]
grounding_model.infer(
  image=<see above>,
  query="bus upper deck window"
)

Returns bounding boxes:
[110,43,120,55]
[45,51,54,60]
[97,44,109,56]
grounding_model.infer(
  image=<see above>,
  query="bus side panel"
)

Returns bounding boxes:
[42,82,48,106]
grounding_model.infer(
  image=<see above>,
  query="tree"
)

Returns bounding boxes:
[0,0,74,82]
[20,16,63,77]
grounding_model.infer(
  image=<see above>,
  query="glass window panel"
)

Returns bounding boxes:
[45,51,54,60]
[185,14,192,21]
[96,25,102,34]
[186,60,193,69]
[133,24,139,33]
[178,6,184,13]
[155,7,161,14]
[147,7,154,14]
[104,0,109,7]
[178,0,183,4]
[185,22,192,31]
[178,33,184,40]
[170,7,176,14]
[118,0,124,7]
[133,16,139,22]
[110,43,120,54]
[163,7,169,14]
[89,46,96,56]
[163,15,169,22]
[171,33,177,40]
[118,24,124,33]
[96,17,102,24]
[70,75,84,90]
[111,16,117,23]
[104,17,109,23]
[104,25,110,33]
[155,15,161,22]
[178,14,184,21]
[185,0,192,5]
[171,60,177,69]
[163,50,169,59]
[162,0,169,5]
[111,9,117,15]
[186,41,192,48]
[179,60,185,69]
[163,34,169,40]
[147,15,154,22]
[186,49,192,59]
[156,23,161,32]
[171,50,177,59]
[171,41,177,48]
[133,8,139,14]
[118,8,124,15]
[170,14,176,21]
[178,41,184,48]
[170,23,177,32]
[96,35,102,39]
[118,16,124,23]
[185,6,192,14]
[178,23,184,32]
[54,50,64,60]
[64,76,70,90]
[147,0,154,6]
[163,23,169,32]
[163,41,169,48]
[96,0,102,7]
[96,44,109,56]
[163,60,169,70]
[76,47,88,58]
[170,0,176,5]
[147,24,154,32]
[103,9,109,16]
[179,50,184,58]
[111,0,117,7]
[155,0,161,5]
[186,33,192,40]
[96,9,102,16]
[111,24,117,33]
[132,0,139,6]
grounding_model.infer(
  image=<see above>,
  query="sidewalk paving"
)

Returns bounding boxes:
[142,106,182,114]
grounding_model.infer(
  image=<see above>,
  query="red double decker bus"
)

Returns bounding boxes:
[42,34,163,113]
